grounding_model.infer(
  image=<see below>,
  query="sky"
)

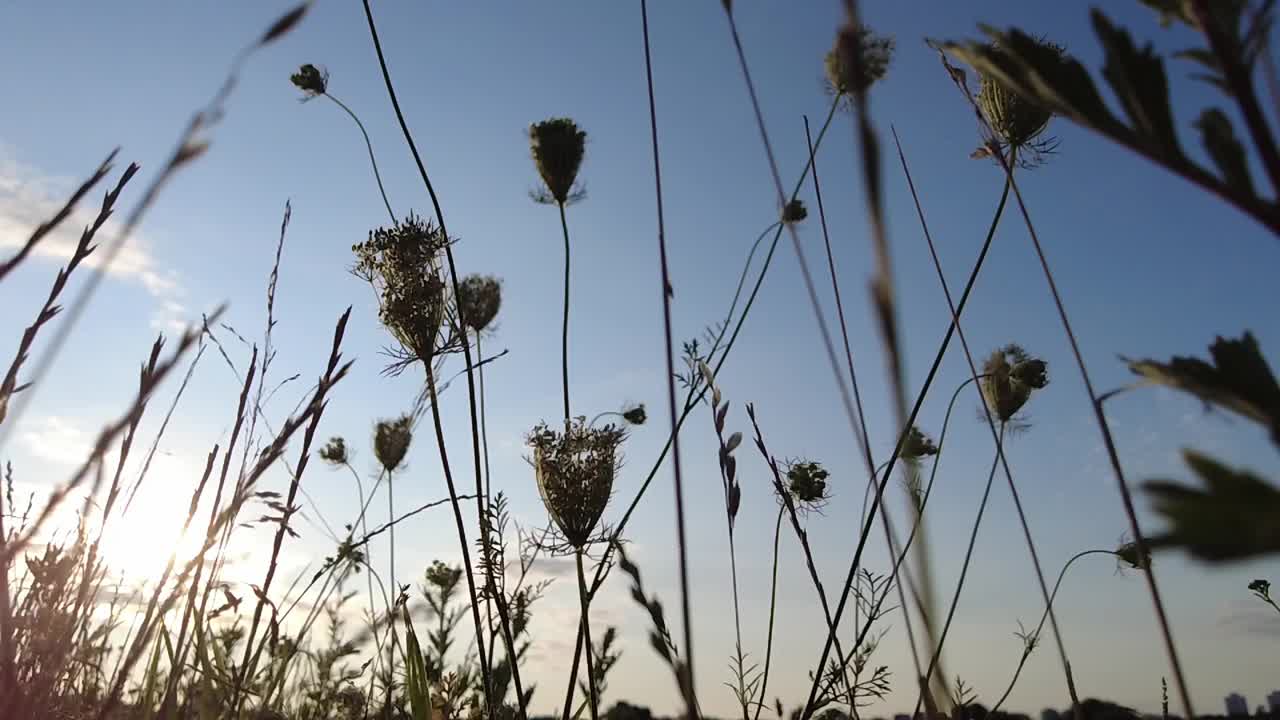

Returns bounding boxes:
[2,1,1280,717]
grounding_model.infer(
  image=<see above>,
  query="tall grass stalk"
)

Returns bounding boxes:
[639,4,695,716]
[890,128,1080,715]
[359,2,525,715]
[752,506,786,720]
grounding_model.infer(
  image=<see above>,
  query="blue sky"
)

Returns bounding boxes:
[2,1,1280,717]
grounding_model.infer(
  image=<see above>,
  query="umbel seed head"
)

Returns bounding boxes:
[976,40,1061,150]
[373,415,412,472]
[782,199,808,224]
[786,460,830,507]
[902,426,939,460]
[527,418,626,549]
[319,436,348,466]
[622,403,647,426]
[352,213,453,362]
[529,118,586,205]
[826,24,894,97]
[1115,540,1152,571]
[290,63,328,97]
[981,344,1050,423]
[457,274,502,332]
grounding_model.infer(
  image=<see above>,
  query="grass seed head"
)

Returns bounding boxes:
[529,117,587,206]
[528,417,626,549]
[373,414,412,473]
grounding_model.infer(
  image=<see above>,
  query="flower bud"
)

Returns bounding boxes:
[373,415,412,472]
[529,118,587,206]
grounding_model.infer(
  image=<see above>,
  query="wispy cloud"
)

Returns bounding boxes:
[0,144,188,329]
[1215,600,1280,638]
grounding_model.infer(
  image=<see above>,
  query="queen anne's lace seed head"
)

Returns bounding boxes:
[529,118,587,206]
[528,418,626,549]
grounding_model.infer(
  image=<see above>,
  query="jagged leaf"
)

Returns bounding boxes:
[1195,108,1256,196]
[940,25,1126,140]
[1125,332,1280,444]
[1144,450,1280,561]
[1094,11,1183,161]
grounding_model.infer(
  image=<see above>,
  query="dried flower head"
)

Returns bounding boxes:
[1115,540,1151,571]
[529,118,587,206]
[353,213,458,363]
[425,560,464,596]
[457,274,502,332]
[1249,578,1271,598]
[527,418,626,548]
[981,344,1049,423]
[826,24,895,98]
[785,460,831,508]
[622,403,647,426]
[782,199,808,224]
[902,426,939,460]
[319,436,349,466]
[976,40,1062,153]
[290,63,328,98]
[373,415,412,472]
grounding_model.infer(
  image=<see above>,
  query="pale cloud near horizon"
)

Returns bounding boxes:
[0,144,189,333]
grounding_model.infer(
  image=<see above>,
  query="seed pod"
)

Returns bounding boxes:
[528,418,626,548]
[373,415,412,472]
[529,118,587,206]
[976,41,1061,149]
[457,274,502,332]
[622,403,647,426]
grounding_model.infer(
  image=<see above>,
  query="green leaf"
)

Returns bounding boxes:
[1125,332,1280,444]
[401,605,435,720]
[1138,0,1197,28]
[1144,449,1280,561]
[1093,11,1184,161]
[1195,108,1256,196]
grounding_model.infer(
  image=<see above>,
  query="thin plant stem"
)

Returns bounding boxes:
[939,59,1195,720]
[358,2,524,714]
[576,549,600,720]
[801,157,1013,720]
[752,507,786,720]
[892,128,1081,717]
[323,92,396,224]
[1007,154,1191,720]
[422,363,493,711]
[989,549,1118,715]
[559,202,573,423]
[747,407,858,709]
[640,1,696,715]
[912,424,1004,717]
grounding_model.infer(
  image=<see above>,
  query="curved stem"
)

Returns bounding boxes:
[913,424,1004,717]
[575,549,599,720]
[752,507,786,720]
[358,2,524,715]
[558,202,572,423]
[989,549,1117,715]
[323,92,396,225]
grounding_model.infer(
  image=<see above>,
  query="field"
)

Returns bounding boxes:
[1,2,1278,720]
